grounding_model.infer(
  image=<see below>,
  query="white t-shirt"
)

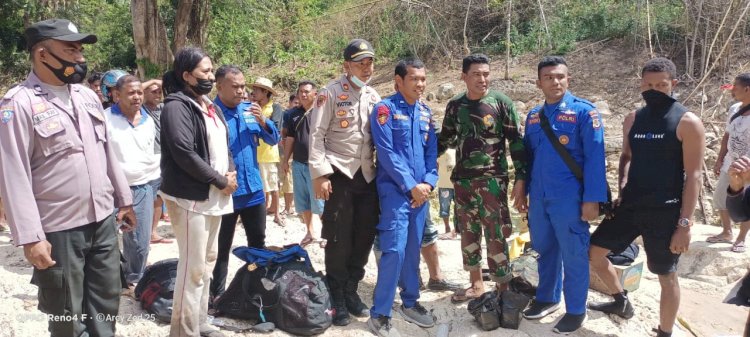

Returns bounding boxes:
[721,102,750,173]
[104,106,161,186]
[437,149,456,189]
[160,96,233,216]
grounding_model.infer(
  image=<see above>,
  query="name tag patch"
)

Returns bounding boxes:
[33,109,59,124]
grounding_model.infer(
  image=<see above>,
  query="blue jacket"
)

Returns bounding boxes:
[370,92,438,196]
[524,91,607,202]
[214,98,280,200]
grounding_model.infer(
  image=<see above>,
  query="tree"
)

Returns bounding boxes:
[131,0,172,79]
[173,0,211,52]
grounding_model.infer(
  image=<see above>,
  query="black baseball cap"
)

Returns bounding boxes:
[24,19,97,50]
[343,39,375,62]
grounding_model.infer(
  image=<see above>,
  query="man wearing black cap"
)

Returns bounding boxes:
[308,38,381,326]
[0,19,135,336]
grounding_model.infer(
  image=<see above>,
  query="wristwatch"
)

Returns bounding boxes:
[677,218,691,228]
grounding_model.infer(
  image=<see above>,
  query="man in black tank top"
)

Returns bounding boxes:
[588,58,705,337]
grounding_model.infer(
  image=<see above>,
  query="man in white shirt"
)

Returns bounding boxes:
[709,73,750,253]
[104,75,161,285]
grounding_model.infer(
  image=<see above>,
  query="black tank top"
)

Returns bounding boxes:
[622,101,687,208]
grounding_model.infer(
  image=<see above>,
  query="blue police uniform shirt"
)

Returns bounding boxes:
[370,92,438,196]
[523,91,607,202]
[214,98,280,209]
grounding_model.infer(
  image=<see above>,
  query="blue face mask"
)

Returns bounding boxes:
[349,74,369,88]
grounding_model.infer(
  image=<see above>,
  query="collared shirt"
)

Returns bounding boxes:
[0,71,132,246]
[308,74,380,182]
[524,91,607,202]
[370,92,438,194]
[214,97,279,209]
[143,102,163,154]
[104,103,161,186]
[256,100,281,163]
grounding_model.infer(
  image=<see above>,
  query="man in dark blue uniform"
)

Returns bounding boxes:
[522,56,608,334]
[367,58,438,337]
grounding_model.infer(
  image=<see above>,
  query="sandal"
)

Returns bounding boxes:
[732,242,746,253]
[707,234,733,244]
[150,236,173,244]
[451,287,482,304]
[439,232,457,240]
[300,235,315,247]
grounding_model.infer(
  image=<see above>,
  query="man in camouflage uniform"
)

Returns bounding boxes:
[437,54,528,303]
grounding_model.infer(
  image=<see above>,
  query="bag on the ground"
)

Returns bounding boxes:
[214,245,332,336]
[511,249,539,295]
[467,290,502,331]
[134,258,178,323]
[607,243,639,266]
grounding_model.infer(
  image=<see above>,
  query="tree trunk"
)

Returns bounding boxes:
[173,0,211,52]
[131,0,173,79]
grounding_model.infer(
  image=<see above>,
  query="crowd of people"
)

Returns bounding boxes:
[0,18,749,337]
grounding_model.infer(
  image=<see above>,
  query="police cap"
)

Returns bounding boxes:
[343,39,375,62]
[25,19,97,51]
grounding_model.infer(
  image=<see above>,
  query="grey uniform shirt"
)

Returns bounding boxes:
[0,71,132,246]
[308,74,380,182]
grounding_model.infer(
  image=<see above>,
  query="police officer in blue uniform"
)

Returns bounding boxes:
[210,65,279,299]
[367,58,438,337]
[522,56,607,334]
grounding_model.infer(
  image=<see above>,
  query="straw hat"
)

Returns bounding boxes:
[251,77,277,96]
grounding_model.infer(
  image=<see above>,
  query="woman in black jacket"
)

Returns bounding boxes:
[159,47,236,337]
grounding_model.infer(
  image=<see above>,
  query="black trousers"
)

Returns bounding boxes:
[322,169,379,290]
[210,202,266,297]
[33,214,121,337]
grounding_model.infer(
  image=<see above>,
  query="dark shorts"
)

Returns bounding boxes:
[590,205,681,275]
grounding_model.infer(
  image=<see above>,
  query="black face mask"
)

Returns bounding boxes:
[190,78,214,96]
[641,89,676,110]
[42,50,88,84]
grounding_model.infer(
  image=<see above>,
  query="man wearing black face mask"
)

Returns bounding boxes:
[589,58,705,337]
[0,19,135,336]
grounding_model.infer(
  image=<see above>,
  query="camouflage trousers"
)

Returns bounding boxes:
[454,176,513,283]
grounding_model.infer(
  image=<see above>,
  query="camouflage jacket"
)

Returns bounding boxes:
[437,90,528,181]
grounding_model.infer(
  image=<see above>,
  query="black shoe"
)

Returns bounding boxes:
[345,291,369,317]
[332,302,351,326]
[426,278,463,291]
[553,313,586,335]
[653,326,672,337]
[588,295,635,319]
[522,300,560,320]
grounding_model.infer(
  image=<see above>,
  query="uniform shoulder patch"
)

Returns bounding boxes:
[377,104,390,125]
[1,104,14,124]
[316,90,328,107]
[589,110,602,129]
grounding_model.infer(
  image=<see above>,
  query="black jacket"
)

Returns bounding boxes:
[160,91,235,201]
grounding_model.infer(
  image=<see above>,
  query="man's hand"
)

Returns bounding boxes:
[281,160,290,175]
[581,202,599,221]
[410,183,432,208]
[728,155,750,192]
[250,103,266,129]
[713,160,722,176]
[669,226,691,254]
[23,240,56,270]
[510,181,528,212]
[221,171,238,195]
[117,205,137,232]
[314,176,333,200]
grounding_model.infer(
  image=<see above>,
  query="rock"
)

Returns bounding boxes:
[594,100,612,115]
[514,101,527,113]
[426,92,436,101]
[436,83,455,101]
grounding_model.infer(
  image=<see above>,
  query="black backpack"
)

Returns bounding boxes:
[134,258,178,323]
[213,245,332,336]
